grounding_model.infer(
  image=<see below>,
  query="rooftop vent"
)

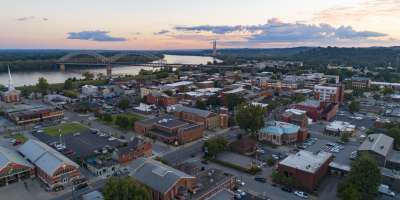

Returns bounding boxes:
[381,145,385,149]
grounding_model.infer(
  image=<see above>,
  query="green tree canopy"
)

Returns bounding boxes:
[115,115,131,129]
[348,101,360,113]
[36,77,49,94]
[235,104,266,135]
[382,87,394,96]
[118,98,130,110]
[196,100,207,110]
[204,137,227,158]
[82,71,95,80]
[223,94,244,110]
[337,154,380,200]
[64,79,74,90]
[102,176,151,200]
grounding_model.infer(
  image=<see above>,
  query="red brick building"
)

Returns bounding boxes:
[170,105,227,129]
[277,150,333,192]
[18,140,81,190]
[135,117,204,145]
[293,100,338,122]
[115,138,152,165]
[129,158,196,200]
[146,92,177,107]
[0,146,35,187]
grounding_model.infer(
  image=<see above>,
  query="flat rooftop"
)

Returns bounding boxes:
[279,150,332,173]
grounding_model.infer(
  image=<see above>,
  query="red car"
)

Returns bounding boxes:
[13,140,23,146]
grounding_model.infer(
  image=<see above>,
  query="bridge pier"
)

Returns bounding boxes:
[106,65,112,79]
[59,64,65,72]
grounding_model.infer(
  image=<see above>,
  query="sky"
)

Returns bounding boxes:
[0,0,399,49]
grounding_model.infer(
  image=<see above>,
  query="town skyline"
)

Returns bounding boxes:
[1,0,399,49]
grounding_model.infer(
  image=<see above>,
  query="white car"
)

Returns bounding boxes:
[236,179,245,186]
[237,189,246,196]
[202,136,210,141]
[294,191,309,199]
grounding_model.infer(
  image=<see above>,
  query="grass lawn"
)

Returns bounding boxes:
[12,133,28,143]
[113,113,145,122]
[43,122,89,136]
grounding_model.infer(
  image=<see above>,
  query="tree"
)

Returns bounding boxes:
[64,79,74,90]
[163,90,173,96]
[223,94,244,110]
[348,101,360,113]
[337,154,380,200]
[204,137,227,158]
[102,176,151,200]
[387,127,400,149]
[115,115,131,129]
[196,100,207,110]
[82,71,94,80]
[102,113,113,123]
[235,104,266,135]
[36,77,49,94]
[382,87,394,96]
[118,98,130,110]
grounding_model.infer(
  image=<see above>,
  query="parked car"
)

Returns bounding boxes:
[378,184,395,197]
[294,191,309,199]
[236,189,246,196]
[272,154,280,160]
[281,187,293,193]
[254,177,266,183]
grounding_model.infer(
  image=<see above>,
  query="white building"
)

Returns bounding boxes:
[81,85,98,96]
[314,84,343,103]
[325,121,356,136]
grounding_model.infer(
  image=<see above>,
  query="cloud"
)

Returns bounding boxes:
[17,16,35,21]
[67,30,128,42]
[315,0,400,24]
[172,18,389,46]
[154,30,170,35]
[42,18,48,21]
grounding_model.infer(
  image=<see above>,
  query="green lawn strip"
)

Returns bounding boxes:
[43,122,89,136]
[207,158,260,175]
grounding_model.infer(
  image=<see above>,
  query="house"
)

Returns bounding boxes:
[129,158,196,200]
[146,91,177,107]
[277,150,333,192]
[0,146,35,187]
[259,121,308,145]
[18,140,81,190]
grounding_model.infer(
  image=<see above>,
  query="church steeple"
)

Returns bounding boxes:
[8,65,15,91]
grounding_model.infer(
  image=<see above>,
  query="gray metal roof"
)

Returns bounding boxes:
[18,139,79,176]
[129,158,195,194]
[172,104,214,118]
[358,134,394,157]
[0,146,33,170]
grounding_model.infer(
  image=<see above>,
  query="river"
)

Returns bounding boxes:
[0,54,218,87]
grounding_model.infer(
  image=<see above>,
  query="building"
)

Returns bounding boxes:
[0,146,34,187]
[280,109,309,128]
[350,77,371,89]
[114,138,152,164]
[325,121,356,137]
[277,150,333,192]
[169,104,227,129]
[1,67,21,103]
[229,137,257,156]
[293,100,323,122]
[129,157,196,200]
[293,99,338,122]
[18,140,81,190]
[197,81,214,89]
[358,134,394,167]
[5,104,64,125]
[259,121,308,145]
[146,91,177,107]
[314,84,344,104]
[81,85,98,96]
[135,117,204,145]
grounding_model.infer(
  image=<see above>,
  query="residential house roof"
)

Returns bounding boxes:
[358,134,394,157]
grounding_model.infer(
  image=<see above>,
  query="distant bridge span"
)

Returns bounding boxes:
[57,51,171,78]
